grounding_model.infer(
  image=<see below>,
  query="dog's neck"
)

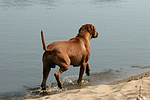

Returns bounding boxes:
[76,32,92,41]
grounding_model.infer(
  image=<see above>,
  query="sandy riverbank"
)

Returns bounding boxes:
[27,71,150,100]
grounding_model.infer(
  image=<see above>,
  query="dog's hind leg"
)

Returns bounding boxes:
[54,66,69,89]
[41,63,51,90]
[54,52,70,89]
[85,63,90,76]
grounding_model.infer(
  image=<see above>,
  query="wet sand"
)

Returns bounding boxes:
[26,71,150,100]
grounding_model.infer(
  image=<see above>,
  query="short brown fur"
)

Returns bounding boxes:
[41,24,98,90]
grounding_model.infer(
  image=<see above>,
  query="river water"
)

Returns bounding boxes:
[0,0,150,99]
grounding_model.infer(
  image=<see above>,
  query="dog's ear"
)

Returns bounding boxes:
[87,25,94,35]
[79,25,91,33]
[87,25,98,38]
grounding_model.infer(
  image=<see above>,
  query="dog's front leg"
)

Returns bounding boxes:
[85,63,90,76]
[78,63,87,84]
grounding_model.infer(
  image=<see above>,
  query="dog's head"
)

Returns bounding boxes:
[78,24,98,39]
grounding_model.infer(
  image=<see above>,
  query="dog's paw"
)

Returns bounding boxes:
[41,86,46,90]
[58,83,63,89]
[86,72,90,76]
[77,79,82,84]
[86,69,90,76]
[85,64,90,76]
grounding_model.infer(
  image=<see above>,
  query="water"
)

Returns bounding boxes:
[0,0,150,99]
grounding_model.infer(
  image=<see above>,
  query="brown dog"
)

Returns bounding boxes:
[41,24,98,90]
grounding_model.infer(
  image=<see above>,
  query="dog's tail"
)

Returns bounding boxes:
[41,30,54,51]
[41,30,48,51]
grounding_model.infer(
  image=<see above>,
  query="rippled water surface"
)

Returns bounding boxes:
[0,0,150,99]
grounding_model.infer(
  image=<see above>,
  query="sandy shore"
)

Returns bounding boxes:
[28,71,150,100]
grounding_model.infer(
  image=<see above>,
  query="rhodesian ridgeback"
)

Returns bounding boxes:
[41,24,98,90]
